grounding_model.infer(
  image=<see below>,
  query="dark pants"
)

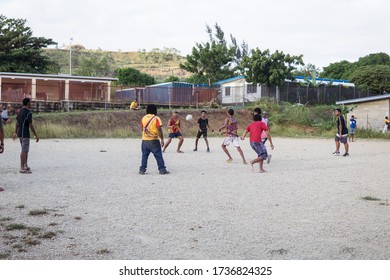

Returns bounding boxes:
[140,140,166,172]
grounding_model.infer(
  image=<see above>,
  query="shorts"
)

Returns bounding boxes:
[168,132,183,138]
[222,136,240,147]
[196,129,207,138]
[19,138,30,153]
[250,142,268,160]
[335,134,348,144]
[350,128,356,135]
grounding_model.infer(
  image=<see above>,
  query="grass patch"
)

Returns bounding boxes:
[48,223,59,227]
[29,210,49,216]
[15,205,25,209]
[6,223,27,231]
[0,253,11,259]
[361,196,381,201]
[97,249,111,255]
[24,238,41,246]
[0,217,13,222]
[40,232,57,239]
[27,227,42,236]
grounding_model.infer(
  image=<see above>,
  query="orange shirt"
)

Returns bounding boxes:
[141,114,162,140]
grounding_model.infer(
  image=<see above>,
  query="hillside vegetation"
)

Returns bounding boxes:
[43,48,190,82]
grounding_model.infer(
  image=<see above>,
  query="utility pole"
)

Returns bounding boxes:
[69,37,73,75]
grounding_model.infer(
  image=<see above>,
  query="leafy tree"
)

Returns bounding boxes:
[76,51,113,77]
[180,23,245,85]
[356,52,390,67]
[241,48,303,86]
[349,65,390,93]
[164,75,180,82]
[115,67,155,86]
[0,14,56,73]
[293,63,320,78]
[320,60,354,80]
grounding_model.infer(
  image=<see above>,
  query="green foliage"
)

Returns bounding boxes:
[321,52,390,92]
[164,75,180,82]
[241,48,303,86]
[293,63,320,78]
[115,67,155,86]
[180,23,245,85]
[349,65,390,93]
[321,60,355,80]
[0,14,56,73]
[76,50,114,76]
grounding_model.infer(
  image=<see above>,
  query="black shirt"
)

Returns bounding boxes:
[17,107,32,138]
[337,115,348,135]
[197,118,208,131]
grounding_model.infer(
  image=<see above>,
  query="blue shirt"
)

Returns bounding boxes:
[350,118,356,129]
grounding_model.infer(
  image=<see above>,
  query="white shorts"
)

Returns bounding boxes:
[222,136,240,147]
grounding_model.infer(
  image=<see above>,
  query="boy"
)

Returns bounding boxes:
[218,109,247,164]
[163,111,184,153]
[349,115,357,142]
[194,110,211,152]
[333,108,349,157]
[12,98,39,174]
[241,114,274,173]
[139,104,169,175]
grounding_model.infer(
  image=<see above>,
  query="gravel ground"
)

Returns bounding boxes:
[0,137,389,260]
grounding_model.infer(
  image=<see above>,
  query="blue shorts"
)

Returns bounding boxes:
[250,142,268,160]
[350,128,356,134]
[168,132,183,138]
[19,138,30,153]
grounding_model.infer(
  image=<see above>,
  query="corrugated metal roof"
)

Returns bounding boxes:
[215,75,245,85]
[336,94,390,105]
[0,72,117,82]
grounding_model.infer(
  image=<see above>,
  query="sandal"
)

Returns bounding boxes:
[19,169,32,174]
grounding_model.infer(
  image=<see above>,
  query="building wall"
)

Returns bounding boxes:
[347,99,390,131]
[221,78,262,105]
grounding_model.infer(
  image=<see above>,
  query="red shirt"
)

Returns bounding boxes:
[246,121,268,142]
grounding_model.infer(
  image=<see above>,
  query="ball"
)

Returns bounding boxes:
[185,114,193,121]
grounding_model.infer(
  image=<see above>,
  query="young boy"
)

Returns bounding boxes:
[139,104,169,175]
[241,114,274,173]
[349,115,357,142]
[163,111,184,153]
[218,108,247,164]
[334,108,349,156]
[194,110,211,152]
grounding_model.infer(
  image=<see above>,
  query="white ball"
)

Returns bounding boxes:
[186,114,193,121]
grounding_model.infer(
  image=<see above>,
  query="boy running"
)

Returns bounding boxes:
[163,111,184,153]
[194,110,211,152]
[241,114,274,173]
[218,109,247,164]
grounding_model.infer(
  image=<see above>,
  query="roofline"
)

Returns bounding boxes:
[336,94,390,105]
[215,75,245,85]
[0,72,117,82]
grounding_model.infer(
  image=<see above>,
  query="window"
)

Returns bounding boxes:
[225,86,231,96]
[247,84,257,93]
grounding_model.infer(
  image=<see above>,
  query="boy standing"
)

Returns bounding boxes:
[139,104,169,175]
[349,115,357,142]
[12,98,39,174]
[218,109,247,164]
[194,110,211,152]
[163,111,184,153]
[333,108,349,157]
[241,114,274,173]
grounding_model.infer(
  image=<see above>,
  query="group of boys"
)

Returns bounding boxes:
[139,105,274,175]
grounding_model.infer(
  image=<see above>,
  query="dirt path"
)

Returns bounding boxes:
[0,137,389,259]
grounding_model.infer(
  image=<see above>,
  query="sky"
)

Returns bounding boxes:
[1,0,389,69]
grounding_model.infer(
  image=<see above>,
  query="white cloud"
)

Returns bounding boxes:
[1,0,389,69]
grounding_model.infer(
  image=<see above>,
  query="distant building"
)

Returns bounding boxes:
[336,94,390,131]
[0,72,117,103]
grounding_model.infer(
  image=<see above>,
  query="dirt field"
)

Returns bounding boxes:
[0,137,389,260]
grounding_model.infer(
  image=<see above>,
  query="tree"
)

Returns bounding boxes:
[349,65,390,93]
[241,48,303,86]
[76,50,113,77]
[115,67,155,86]
[293,63,320,78]
[320,60,354,80]
[164,75,180,82]
[180,23,245,86]
[0,14,56,73]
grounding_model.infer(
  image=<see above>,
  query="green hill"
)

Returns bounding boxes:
[43,47,190,82]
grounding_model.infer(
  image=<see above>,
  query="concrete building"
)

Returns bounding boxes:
[336,94,390,131]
